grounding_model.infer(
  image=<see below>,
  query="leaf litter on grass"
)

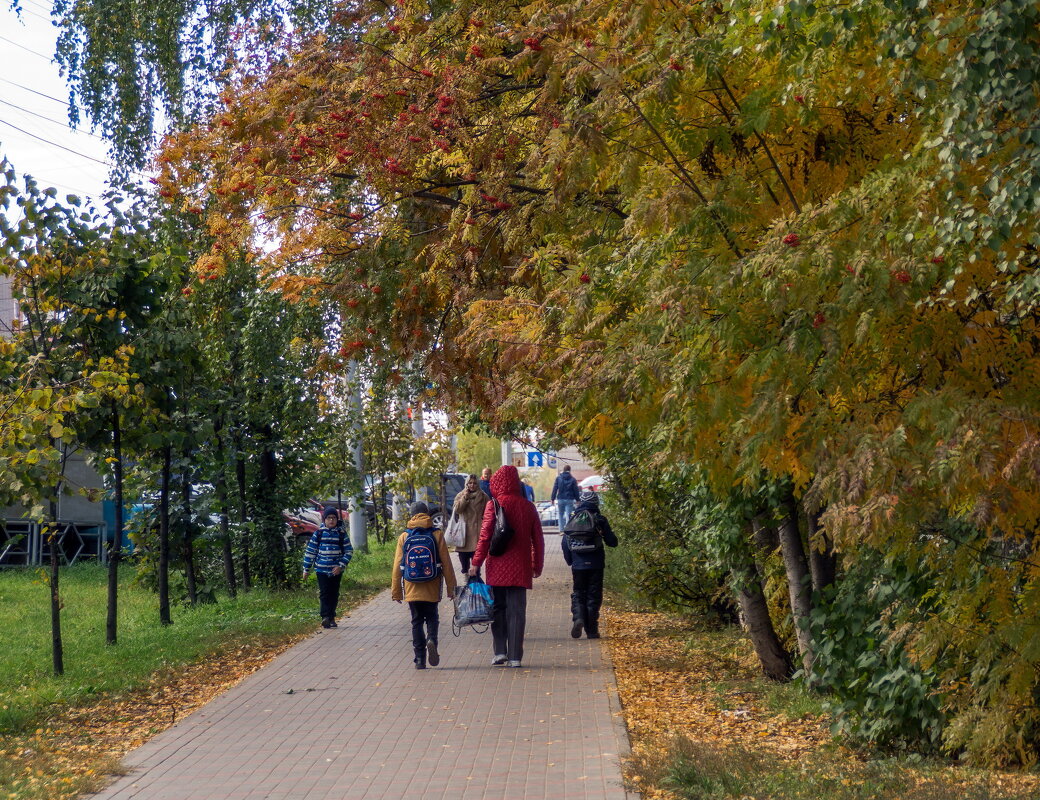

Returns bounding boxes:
[0,634,310,800]
[603,608,1040,800]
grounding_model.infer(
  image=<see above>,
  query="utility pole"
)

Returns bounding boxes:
[346,360,367,552]
[411,402,431,508]
[411,402,425,438]
[501,438,512,468]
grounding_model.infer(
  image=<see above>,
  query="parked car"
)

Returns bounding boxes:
[302,472,468,531]
[412,472,467,529]
[578,474,607,491]
[536,501,559,528]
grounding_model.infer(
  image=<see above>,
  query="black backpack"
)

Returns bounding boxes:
[488,500,514,556]
[563,509,602,553]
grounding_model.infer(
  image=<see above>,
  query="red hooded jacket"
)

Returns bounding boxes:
[472,465,545,589]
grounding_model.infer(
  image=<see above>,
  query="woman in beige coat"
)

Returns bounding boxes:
[451,474,491,575]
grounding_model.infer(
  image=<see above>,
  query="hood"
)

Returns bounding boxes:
[407,513,435,530]
[559,473,577,485]
[489,465,523,498]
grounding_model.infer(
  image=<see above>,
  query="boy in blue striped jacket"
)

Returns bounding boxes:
[302,507,353,628]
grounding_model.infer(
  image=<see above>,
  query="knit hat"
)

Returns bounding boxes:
[579,490,600,506]
[322,506,340,522]
[409,501,430,516]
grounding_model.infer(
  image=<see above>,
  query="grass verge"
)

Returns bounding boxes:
[0,539,395,800]
[604,608,1040,800]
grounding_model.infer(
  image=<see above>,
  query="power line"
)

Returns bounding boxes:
[20,174,97,198]
[0,77,70,108]
[0,95,104,140]
[0,118,111,166]
[17,0,54,14]
[0,34,54,62]
[9,5,52,23]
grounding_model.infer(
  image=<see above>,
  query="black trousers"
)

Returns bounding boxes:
[409,601,439,660]
[457,551,475,574]
[316,571,343,620]
[571,568,604,634]
[491,586,528,662]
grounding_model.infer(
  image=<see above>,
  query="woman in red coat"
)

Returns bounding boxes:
[467,465,545,667]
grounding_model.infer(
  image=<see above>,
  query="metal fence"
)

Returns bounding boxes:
[0,520,109,567]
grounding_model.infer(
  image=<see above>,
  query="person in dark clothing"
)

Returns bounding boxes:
[550,464,581,528]
[479,467,493,498]
[522,481,535,502]
[561,490,618,639]
[302,507,354,628]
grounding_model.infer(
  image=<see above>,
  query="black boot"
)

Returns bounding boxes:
[414,647,426,669]
[570,592,585,638]
[586,607,600,638]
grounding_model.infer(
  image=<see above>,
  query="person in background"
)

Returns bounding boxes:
[468,466,544,668]
[479,467,493,498]
[551,464,581,528]
[451,474,490,575]
[302,507,353,629]
[561,490,618,639]
[522,480,535,502]
[391,501,457,669]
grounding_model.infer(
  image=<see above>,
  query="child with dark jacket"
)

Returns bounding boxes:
[302,507,353,629]
[391,502,458,669]
[561,490,618,639]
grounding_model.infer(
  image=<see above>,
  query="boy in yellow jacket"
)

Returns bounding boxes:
[392,501,458,669]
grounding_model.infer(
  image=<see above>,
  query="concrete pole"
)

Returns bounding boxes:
[501,438,512,468]
[346,360,367,552]
[411,402,430,506]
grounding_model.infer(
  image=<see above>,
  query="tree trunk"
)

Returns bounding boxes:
[806,507,837,593]
[214,429,237,598]
[737,587,793,681]
[257,439,286,588]
[235,448,251,590]
[158,445,172,626]
[106,403,123,645]
[736,520,793,681]
[379,472,389,545]
[777,492,814,675]
[181,453,198,606]
[751,515,779,553]
[48,457,64,675]
[47,519,64,675]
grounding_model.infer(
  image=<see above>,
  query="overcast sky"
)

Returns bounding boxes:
[0,1,122,201]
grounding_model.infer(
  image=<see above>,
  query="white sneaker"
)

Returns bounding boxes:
[506,660,522,668]
[492,654,508,666]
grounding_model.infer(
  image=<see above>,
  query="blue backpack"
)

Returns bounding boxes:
[402,528,441,582]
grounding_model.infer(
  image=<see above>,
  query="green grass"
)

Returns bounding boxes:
[654,738,1034,800]
[0,539,395,737]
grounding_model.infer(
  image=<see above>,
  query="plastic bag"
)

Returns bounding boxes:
[444,512,467,548]
[453,576,494,627]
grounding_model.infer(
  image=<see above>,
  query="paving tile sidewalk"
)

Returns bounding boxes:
[89,539,633,799]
